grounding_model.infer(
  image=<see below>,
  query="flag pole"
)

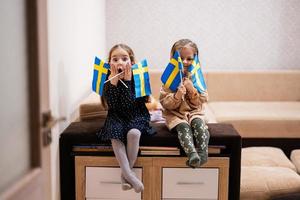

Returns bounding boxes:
[179,56,185,101]
[119,80,128,88]
[104,71,124,83]
[105,70,128,88]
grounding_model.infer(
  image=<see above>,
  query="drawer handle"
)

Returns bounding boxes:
[100,181,121,185]
[177,181,204,185]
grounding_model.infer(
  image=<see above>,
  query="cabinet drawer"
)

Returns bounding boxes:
[162,168,219,199]
[86,167,142,199]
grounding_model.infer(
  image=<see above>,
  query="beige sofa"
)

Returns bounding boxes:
[206,71,300,138]
[80,70,300,139]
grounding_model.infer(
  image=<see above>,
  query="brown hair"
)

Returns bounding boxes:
[108,44,136,65]
[170,39,198,57]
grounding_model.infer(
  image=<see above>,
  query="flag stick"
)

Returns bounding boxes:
[105,70,128,88]
[179,65,185,101]
[104,71,124,83]
[119,80,128,88]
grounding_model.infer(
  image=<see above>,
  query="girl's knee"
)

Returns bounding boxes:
[191,118,205,126]
[193,118,208,129]
[175,122,191,132]
[127,129,141,140]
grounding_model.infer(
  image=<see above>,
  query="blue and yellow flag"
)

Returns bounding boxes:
[161,51,183,91]
[188,55,207,93]
[92,56,110,96]
[132,59,152,98]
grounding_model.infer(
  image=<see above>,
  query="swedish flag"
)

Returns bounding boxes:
[132,59,152,98]
[161,51,183,91]
[92,56,110,96]
[188,55,207,93]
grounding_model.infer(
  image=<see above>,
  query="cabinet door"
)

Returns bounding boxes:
[162,168,219,200]
[86,167,142,200]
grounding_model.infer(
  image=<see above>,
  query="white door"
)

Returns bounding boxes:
[0,0,51,199]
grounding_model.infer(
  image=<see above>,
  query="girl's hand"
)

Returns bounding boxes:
[109,63,119,86]
[124,62,132,81]
[184,78,194,93]
[175,84,186,100]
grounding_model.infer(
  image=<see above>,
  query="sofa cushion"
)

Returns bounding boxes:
[240,166,300,200]
[208,101,300,138]
[291,149,300,174]
[242,147,296,171]
[79,93,107,121]
[206,71,300,101]
[209,102,300,121]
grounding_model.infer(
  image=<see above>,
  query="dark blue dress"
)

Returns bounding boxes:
[99,80,153,143]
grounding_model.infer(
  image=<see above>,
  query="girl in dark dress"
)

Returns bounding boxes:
[99,44,152,193]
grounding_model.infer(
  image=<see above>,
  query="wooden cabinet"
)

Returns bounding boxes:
[60,122,241,200]
[75,156,229,200]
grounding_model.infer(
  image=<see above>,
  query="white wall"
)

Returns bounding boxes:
[47,0,106,199]
[106,0,300,71]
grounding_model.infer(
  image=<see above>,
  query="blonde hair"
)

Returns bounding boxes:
[170,39,198,57]
[108,44,136,65]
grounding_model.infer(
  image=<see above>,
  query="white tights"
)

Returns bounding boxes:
[111,129,143,193]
